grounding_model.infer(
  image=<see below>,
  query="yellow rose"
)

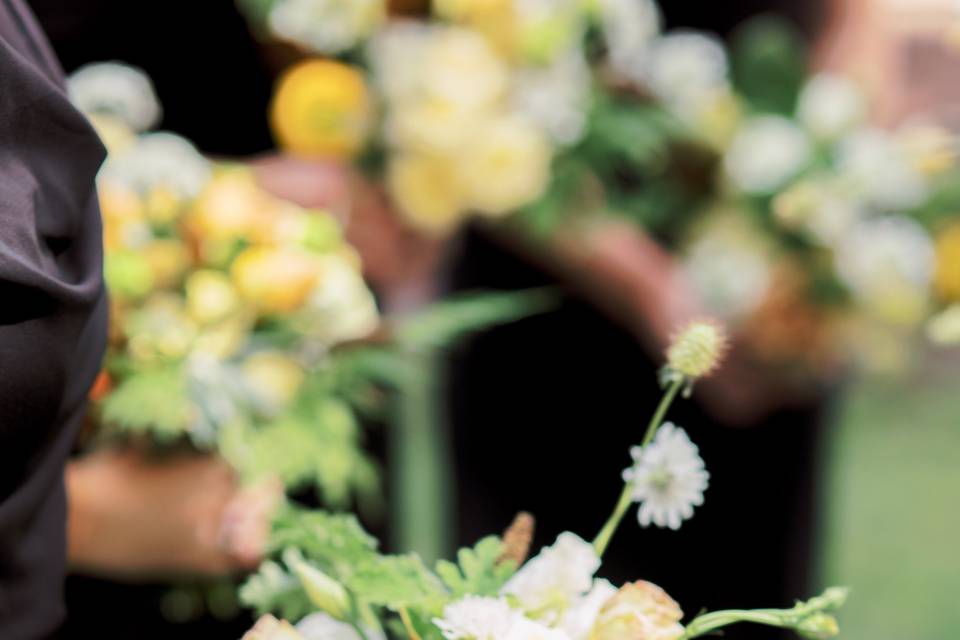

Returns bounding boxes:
[142,239,190,289]
[388,153,467,232]
[231,246,322,314]
[935,223,960,301]
[270,59,372,158]
[185,270,240,324]
[190,169,264,241]
[460,115,551,216]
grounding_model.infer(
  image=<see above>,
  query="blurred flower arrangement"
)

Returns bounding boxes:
[238,0,960,375]
[71,60,382,508]
[239,321,849,640]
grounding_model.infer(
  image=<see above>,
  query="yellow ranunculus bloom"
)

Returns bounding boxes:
[387,153,467,233]
[190,169,264,241]
[270,59,372,158]
[231,246,322,315]
[185,270,240,324]
[934,223,960,301]
[142,239,190,289]
[460,115,551,216]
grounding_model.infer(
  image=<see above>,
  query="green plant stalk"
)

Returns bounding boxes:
[390,348,454,564]
[593,377,684,556]
[682,587,848,638]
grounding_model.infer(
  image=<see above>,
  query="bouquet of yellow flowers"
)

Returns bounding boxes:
[70,62,381,507]
[239,321,848,640]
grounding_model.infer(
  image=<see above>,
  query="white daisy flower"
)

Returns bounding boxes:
[724,115,812,194]
[101,131,212,198]
[268,0,384,54]
[434,597,523,640]
[68,61,161,132]
[623,422,709,530]
[797,73,866,141]
[501,532,600,624]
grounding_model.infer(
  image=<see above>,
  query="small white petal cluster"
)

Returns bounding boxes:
[597,0,661,82]
[268,0,384,54]
[725,115,812,194]
[297,612,386,640]
[557,579,618,640]
[623,422,709,530]
[797,73,866,141]
[835,215,935,305]
[835,128,928,211]
[68,61,161,132]
[100,132,212,199]
[435,596,568,640]
[643,31,729,114]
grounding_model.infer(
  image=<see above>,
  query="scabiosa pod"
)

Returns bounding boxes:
[662,319,728,394]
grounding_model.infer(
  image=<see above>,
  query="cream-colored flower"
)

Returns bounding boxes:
[835,128,928,211]
[835,216,934,326]
[589,581,684,640]
[421,27,509,110]
[927,304,960,345]
[297,612,386,640]
[268,0,384,54]
[644,31,728,113]
[797,73,866,141]
[185,270,240,324]
[460,114,552,216]
[367,22,433,103]
[435,597,521,640]
[388,153,467,232]
[598,0,661,82]
[102,132,212,199]
[294,255,379,345]
[558,579,618,640]
[501,532,601,624]
[242,351,305,412]
[623,422,708,530]
[68,61,161,132]
[512,49,591,145]
[724,115,811,194]
[388,97,487,154]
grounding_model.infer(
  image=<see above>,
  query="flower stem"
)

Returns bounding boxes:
[593,377,684,557]
[399,607,422,640]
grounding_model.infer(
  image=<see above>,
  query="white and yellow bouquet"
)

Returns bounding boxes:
[69,61,382,506]
[238,0,960,375]
[239,320,848,640]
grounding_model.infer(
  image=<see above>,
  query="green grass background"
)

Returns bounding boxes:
[821,368,960,638]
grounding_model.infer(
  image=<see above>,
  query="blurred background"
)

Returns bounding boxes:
[24,0,960,638]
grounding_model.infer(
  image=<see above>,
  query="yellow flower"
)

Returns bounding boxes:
[389,97,486,154]
[142,239,190,289]
[665,319,728,380]
[87,113,137,155]
[185,270,240,324]
[143,185,183,226]
[460,115,551,216]
[242,351,305,410]
[190,169,264,241]
[231,246,322,314]
[934,223,960,301]
[387,153,467,232]
[270,59,372,158]
[590,581,685,640]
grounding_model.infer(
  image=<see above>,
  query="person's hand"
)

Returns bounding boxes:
[67,446,281,580]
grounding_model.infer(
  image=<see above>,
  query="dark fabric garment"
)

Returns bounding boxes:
[0,1,107,637]
[446,226,833,640]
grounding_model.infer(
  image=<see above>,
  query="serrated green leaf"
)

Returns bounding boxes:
[99,365,194,441]
[239,560,313,622]
[347,554,449,614]
[435,536,516,598]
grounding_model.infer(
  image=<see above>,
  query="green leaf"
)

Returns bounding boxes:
[435,536,516,598]
[392,288,559,350]
[239,560,314,622]
[347,554,449,614]
[730,15,808,115]
[99,365,195,441]
[270,508,380,583]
